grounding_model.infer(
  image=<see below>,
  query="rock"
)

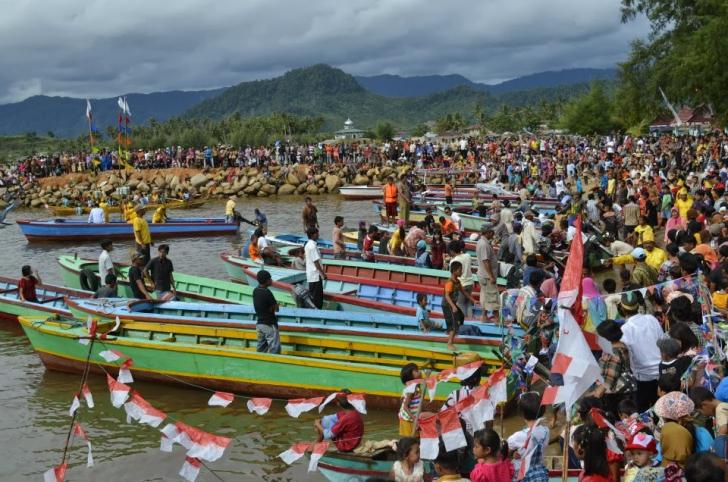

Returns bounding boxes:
[306,184,319,194]
[108,174,119,186]
[256,191,269,197]
[295,183,308,194]
[251,181,262,191]
[190,173,209,188]
[286,171,301,186]
[247,168,259,177]
[353,174,369,185]
[372,179,382,187]
[153,176,166,188]
[262,184,277,195]
[127,179,140,189]
[243,185,257,195]
[102,184,115,195]
[278,184,297,195]
[235,176,248,190]
[30,198,43,207]
[137,181,151,193]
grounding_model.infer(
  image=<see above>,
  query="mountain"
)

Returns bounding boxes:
[355,68,617,97]
[0,89,224,138]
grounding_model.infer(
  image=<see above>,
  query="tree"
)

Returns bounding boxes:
[47,131,55,138]
[410,124,428,137]
[559,82,619,135]
[488,105,519,133]
[375,121,395,141]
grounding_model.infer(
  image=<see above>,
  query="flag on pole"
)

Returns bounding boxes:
[85,99,92,120]
[69,395,80,417]
[43,463,67,482]
[659,87,682,126]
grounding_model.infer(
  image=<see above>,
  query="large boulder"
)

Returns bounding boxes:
[306,184,319,194]
[30,198,43,208]
[286,171,302,186]
[190,173,209,188]
[102,183,116,195]
[295,183,308,194]
[325,174,342,192]
[137,181,150,193]
[278,184,297,195]
[256,190,269,197]
[234,176,248,190]
[261,184,277,195]
[353,174,369,185]
[243,184,258,195]
[153,176,166,188]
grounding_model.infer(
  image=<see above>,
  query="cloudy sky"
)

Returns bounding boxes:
[0,0,649,103]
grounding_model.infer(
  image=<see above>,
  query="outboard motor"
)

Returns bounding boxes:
[292,283,317,309]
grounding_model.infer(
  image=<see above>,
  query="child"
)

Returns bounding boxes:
[390,437,424,482]
[617,399,640,436]
[657,338,692,380]
[290,247,306,270]
[507,392,549,481]
[602,279,620,320]
[357,221,367,251]
[443,261,477,351]
[470,428,513,482]
[434,443,468,482]
[571,423,610,482]
[424,208,435,235]
[624,432,662,482]
[18,265,41,303]
[362,225,378,261]
[691,386,728,436]
[398,363,422,437]
[416,293,440,333]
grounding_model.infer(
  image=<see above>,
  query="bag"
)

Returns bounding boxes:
[614,370,638,394]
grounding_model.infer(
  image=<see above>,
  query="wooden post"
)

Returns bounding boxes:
[562,418,571,482]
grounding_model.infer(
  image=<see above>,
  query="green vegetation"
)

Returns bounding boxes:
[0,134,87,163]
[559,82,619,135]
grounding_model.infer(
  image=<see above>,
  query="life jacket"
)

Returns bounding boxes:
[249,241,262,262]
[384,184,398,203]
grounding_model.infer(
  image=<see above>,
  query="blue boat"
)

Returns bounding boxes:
[17,217,239,242]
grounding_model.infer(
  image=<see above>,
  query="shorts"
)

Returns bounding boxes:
[398,418,415,437]
[385,202,398,217]
[442,302,464,333]
[478,276,500,311]
[445,196,453,205]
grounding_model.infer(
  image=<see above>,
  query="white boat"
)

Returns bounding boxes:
[339,185,382,200]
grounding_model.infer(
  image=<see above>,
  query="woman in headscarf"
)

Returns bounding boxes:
[582,276,608,333]
[664,207,685,243]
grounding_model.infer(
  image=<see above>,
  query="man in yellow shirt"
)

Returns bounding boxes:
[633,216,655,247]
[152,205,167,224]
[674,188,693,221]
[611,237,666,272]
[99,199,110,223]
[225,195,237,223]
[133,207,152,264]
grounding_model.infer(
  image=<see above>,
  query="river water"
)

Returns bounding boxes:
[0,196,527,481]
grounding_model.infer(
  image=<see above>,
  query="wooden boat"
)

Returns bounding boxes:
[56,254,308,308]
[263,234,419,265]
[46,198,205,217]
[19,314,470,408]
[18,217,238,242]
[265,233,358,251]
[339,185,383,200]
[341,226,479,253]
[65,299,508,357]
[0,276,91,320]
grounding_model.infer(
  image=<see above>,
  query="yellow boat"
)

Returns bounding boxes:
[46,198,206,216]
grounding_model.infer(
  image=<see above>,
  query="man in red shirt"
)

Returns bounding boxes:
[19,265,41,303]
[314,389,364,452]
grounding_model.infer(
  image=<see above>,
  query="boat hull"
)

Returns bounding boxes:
[339,186,382,200]
[0,276,91,321]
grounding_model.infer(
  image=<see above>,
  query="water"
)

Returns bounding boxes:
[0,196,398,481]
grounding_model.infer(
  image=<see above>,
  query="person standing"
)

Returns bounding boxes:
[253,269,280,354]
[622,196,640,242]
[521,211,540,256]
[476,224,500,322]
[305,227,327,309]
[332,216,346,259]
[449,240,474,318]
[398,175,411,225]
[302,196,319,232]
[383,176,398,226]
[133,206,152,264]
[144,244,176,300]
[98,239,116,286]
[87,202,105,224]
[225,195,237,224]
[128,253,151,300]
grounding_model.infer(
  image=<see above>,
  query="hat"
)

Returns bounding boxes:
[625,433,657,453]
[454,352,482,368]
[416,239,427,250]
[654,391,695,420]
[620,292,641,312]
[631,247,646,260]
[480,223,495,233]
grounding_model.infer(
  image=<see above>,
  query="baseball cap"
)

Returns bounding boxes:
[631,247,646,260]
[625,433,657,453]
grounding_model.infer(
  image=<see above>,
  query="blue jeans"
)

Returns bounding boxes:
[256,324,280,354]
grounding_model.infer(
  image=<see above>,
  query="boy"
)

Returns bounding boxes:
[253,270,280,354]
[691,386,728,435]
[507,392,549,481]
[657,338,692,379]
[602,279,620,320]
[94,274,119,298]
[18,265,41,303]
[416,293,440,333]
[423,208,436,235]
[314,388,364,452]
[433,443,468,482]
[624,432,661,482]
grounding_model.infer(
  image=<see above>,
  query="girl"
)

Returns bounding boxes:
[443,261,477,351]
[430,231,446,269]
[470,428,513,482]
[390,437,424,482]
[398,363,422,437]
[572,423,612,482]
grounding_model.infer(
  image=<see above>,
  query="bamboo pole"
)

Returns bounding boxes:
[561,418,571,482]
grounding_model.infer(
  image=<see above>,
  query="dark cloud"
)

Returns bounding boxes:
[0,0,649,103]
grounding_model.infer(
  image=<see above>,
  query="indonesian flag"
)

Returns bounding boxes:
[99,349,126,363]
[246,398,272,415]
[404,377,439,401]
[457,385,495,432]
[418,414,439,460]
[516,419,544,481]
[486,367,508,404]
[43,463,67,482]
[308,441,329,472]
[590,408,625,454]
[118,359,134,384]
[107,374,130,408]
[81,383,94,408]
[279,442,311,465]
[160,433,174,452]
[558,216,584,315]
[124,392,166,427]
[438,407,467,452]
[438,361,483,383]
[179,456,201,482]
[163,421,232,462]
[69,395,80,417]
[208,391,234,408]
[346,393,367,414]
[318,392,341,413]
[285,397,323,418]
[73,422,94,468]
[86,315,97,337]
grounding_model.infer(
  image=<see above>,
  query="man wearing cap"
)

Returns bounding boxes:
[476,224,499,322]
[619,291,664,411]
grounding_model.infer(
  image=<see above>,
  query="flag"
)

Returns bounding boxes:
[81,383,94,408]
[85,99,92,120]
[43,463,67,482]
[118,358,134,384]
[486,367,508,404]
[438,360,483,383]
[308,441,329,472]
[124,392,167,427]
[659,87,682,126]
[72,422,94,468]
[124,98,131,117]
[558,217,584,316]
[438,408,467,451]
[404,377,439,401]
[318,392,341,413]
[285,397,324,418]
[106,374,130,408]
[457,385,495,431]
[419,414,439,460]
[163,421,232,462]
[179,456,201,482]
[208,391,234,408]
[160,433,174,452]
[246,398,272,415]
[69,395,80,417]
[279,443,311,465]
[516,419,544,481]
[346,393,367,415]
[99,349,126,362]
[590,408,625,454]
[117,97,127,114]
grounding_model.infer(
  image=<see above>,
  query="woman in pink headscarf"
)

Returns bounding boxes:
[664,207,685,242]
[582,277,608,331]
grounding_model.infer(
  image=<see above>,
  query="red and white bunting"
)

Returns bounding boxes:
[81,383,94,408]
[405,377,438,401]
[419,414,439,460]
[438,407,467,452]
[160,433,174,453]
[124,392,166,427]
[179,456,201,482]
[78,337,90,346]
[43,463,67,482]
[173,421,232,462]
[86,315,97,337]
[207,391,234,408]
[516,419,544,481]
[590,408,625,454]
[308,441,329,472]
[438,360,483,383]
[486,367,508,404]
[72,422,94,468]
[346,393,367,414]
[457,385,494,431]
[279,442,311,465]
[246,398,272,415]
[285,397,324,418]
[98,349,126,363]
[117,359,134,384]
[318,392,341,413]
[106,374,130,408]
[403,378,423,395]
[69,395,80,417]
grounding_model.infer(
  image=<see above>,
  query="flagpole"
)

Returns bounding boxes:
[561,416,571,482]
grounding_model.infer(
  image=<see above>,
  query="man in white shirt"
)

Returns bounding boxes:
[619,292,665,411]
[256,226,282,265]
[521,211,540,256]
[88,203,105,224]
[304,227,327,309]
[98,239,115,286]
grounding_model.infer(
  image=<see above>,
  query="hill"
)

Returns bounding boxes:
[0,89,224,138]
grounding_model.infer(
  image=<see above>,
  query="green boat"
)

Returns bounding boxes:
[20,314,473,408]
[0,276,92,320]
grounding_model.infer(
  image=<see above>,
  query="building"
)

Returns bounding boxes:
[649,105,716,135]
[334,118,367,140]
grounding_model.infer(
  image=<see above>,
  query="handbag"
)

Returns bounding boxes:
[614,369,638,394]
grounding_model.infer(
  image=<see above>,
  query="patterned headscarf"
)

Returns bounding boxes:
[654,391,695,421]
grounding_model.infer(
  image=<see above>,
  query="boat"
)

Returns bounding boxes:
[339,185,383,200]
[0,276,91,320]
[340,226,478,253]
[46,198,206,217]
[19,314,471,408]
[56,254,307,308]
[65,298,508,357]
[265,233,358,251]
[17,217,239,242]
